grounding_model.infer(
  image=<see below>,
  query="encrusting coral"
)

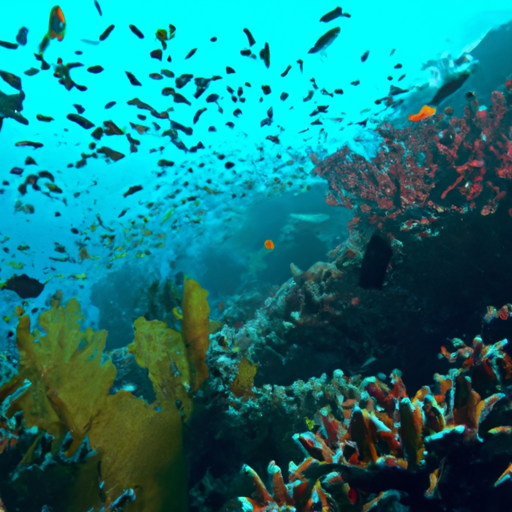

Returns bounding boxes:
[0,278,211,512]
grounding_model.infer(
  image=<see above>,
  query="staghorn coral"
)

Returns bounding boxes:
[0,278,211,512]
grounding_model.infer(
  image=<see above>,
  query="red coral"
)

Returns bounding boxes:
[314,85,512,224]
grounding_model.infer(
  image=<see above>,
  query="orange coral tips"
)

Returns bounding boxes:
[408,105,436,122]
[264,239,275,250]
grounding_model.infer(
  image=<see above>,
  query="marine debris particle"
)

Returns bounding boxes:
[3,273,45,298]
[359,233,393,289]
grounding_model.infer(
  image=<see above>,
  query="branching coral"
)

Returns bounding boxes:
[314,84,512,228]
[0,278,211,512]
[230,331,512,511]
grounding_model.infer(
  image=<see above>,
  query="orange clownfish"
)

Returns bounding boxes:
[39,6,66,54]
[408,105,436,122]
[264,239,275,250]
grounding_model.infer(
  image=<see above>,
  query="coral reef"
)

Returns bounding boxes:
[225,333,512,512]
[0,278,210,512]
[314,85,512,228]
[186,84,512,510]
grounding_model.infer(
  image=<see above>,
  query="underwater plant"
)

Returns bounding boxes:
[0,279,210,512]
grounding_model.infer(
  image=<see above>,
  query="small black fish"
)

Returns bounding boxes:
[351,80,360,86]
[240,49,252,57]
[390,48,396,56]
[174,92,191,105]
[185,48,197,59]
[87,65,104,74]
[170,120,193,135]
[430,71,471,106]
[67,113,94,129]
[310,105,328,116]
[24,68,39,76]
[319,6,343,22]
[389,85,408,96]
[94,0,102,15]
[226,66,235,74]
[281,65,292,77]
[243,28,256,46]
[129,25,144,39]
[260,42,270,68]
[0,71,22,91]
[361,50,369,62]
[150,49,162,60]
[92,127,104,139]
[193,108,207,124]
[16,27,28,46]
[303,90,314,102]
[308,27,340,54]
[99,25,115,41]
[262,85,271,95]
[100,25,116,41]
[73,104,85,114]
[4,273,44,299]
[176,73,193,89]
[105,101,116,109]
[206,94,219,103]
[0,40,18,50]
[297,59,303,72]
[210,36,217,42]
[126,71,142,86]
[394,63,402,69]
[123,185,143,197]
[280,92,289,101]
[34,53,50,70]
